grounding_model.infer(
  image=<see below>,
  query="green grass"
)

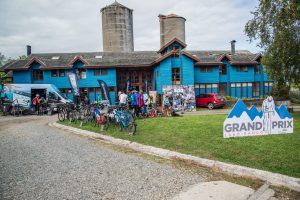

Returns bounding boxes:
[60,112,300,178]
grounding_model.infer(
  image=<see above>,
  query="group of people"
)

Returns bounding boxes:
[32,94,47,115]
[118,90,153,116]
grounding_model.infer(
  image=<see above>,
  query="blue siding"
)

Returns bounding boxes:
[43,70,71,88]
[229,65,254,82]
[194,66,219,83]
[155,58,172,94]
[181,55,194,85]
[77,68,116,88]
[13,71,31,83]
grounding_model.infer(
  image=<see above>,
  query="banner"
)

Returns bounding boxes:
[149,91,157,105]
[223,96,293,138]
[68,73,79,96]
[162,85,196,112]
[126,79,131,94]
[97,80,110,105]
[144,80,148,93]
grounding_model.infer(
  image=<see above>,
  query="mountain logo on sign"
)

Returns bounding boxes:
[227,99,291,121]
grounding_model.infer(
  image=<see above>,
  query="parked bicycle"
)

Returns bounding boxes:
[115,105,136,135]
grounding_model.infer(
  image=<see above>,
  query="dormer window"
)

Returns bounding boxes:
[254,65,261,74]
[76,68,86,79]
[172,46,180,51]
[33,70,43,80]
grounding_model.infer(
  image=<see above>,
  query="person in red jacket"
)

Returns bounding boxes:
[32,94,40,115]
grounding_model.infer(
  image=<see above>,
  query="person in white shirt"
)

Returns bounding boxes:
[119,91,128,107]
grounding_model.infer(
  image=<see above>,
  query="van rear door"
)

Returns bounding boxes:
[31,88,46,100]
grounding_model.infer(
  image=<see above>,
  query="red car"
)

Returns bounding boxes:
[196,93,226,109]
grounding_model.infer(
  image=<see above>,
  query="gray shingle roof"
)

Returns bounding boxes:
[4,50,259,71]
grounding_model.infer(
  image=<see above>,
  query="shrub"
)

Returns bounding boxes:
[290,90,300,104]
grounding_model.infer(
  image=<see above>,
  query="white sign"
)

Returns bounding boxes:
[223,96,293,138]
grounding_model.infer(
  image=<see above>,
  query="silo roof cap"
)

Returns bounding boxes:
[101,1,133,12]
[158,13,186,21]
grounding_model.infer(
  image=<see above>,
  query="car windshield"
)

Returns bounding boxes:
[216,95,223,99]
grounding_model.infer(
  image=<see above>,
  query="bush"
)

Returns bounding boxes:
[271,85,290,100]
[290,90,300,104]
[225,96,238,101]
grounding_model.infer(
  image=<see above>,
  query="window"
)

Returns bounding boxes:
[59,69,65,77]
[101,69,108,75]
[51,69,65,77]
[236,65,248,72]
[219,83,227,96]
[198,83,218,94]
[172,68,181,85]
[200,66,213,73]
[131,72,139,84]
[94,69,108,76]
[51,70,58,77]
[94,69,101,76]
[219,65,227,75]
[254,65,261,74]
[33,70,43,80]
[253,82,260,97]
[264,82,273,95]
[76,69,86,79]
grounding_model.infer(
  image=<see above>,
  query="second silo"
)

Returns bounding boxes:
[101,1,134,52]
[159,14,186,47]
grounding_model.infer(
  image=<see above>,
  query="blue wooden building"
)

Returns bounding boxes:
[1,2,272,105]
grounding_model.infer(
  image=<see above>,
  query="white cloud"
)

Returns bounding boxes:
[0,0,260,58]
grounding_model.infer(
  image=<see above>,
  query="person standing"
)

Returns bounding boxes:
[119,91,128,107]
[131,90,139,116]
[32,94,40,115]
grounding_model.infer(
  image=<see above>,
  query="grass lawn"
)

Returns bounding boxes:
[60,112,300,178]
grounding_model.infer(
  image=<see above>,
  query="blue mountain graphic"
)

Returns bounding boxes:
[228,99,262,120]
[248,106,263,120]
[227,99,292,120]
[275,105,292,119]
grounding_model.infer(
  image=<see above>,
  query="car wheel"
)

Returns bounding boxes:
[207,103,214,110]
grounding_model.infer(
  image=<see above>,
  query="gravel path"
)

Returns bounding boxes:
[0,116,203,200]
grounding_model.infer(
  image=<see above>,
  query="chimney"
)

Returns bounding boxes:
[26,45,31,56]
[230,40,236,55]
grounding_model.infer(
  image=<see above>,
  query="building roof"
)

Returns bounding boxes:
[157,38,187,53]
[101,1,133,12]
[158,13,186,21]
[4,50,260,71]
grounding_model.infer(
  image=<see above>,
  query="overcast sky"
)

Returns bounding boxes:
[0,0,261,58]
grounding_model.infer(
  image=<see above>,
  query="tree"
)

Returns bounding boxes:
[0,53,6,67]
[0,53,14,86]
[245,0,300,94]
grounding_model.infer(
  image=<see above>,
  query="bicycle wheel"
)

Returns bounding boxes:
[69,110,77,123]
[127,123,136,135]
[58,108,66,121]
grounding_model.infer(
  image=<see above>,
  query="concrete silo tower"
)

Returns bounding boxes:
[101,1,134,52]
[159,14,186,47]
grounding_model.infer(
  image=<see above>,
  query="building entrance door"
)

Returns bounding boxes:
[117,68,152,93]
